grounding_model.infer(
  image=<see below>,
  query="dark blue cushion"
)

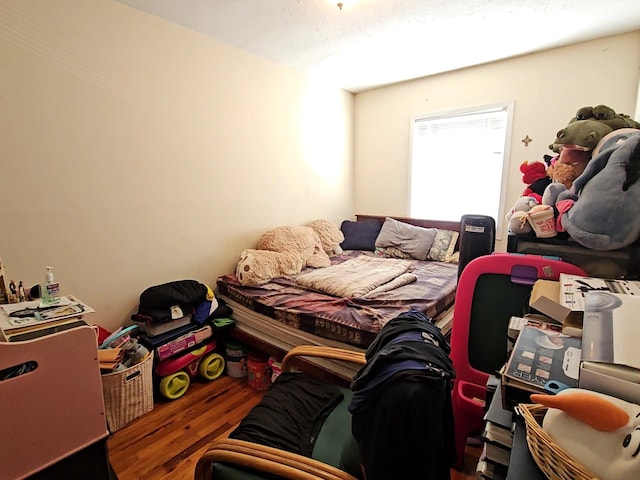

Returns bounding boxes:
[340,219,382,251]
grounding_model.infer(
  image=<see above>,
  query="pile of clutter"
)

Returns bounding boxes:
[506,104,640,250]
[98,325,150,373]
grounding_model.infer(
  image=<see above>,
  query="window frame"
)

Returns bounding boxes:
[408,101,515,240]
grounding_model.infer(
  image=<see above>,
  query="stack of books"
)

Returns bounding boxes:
[135,316,213,361]
[476,378,514,479]
[132,313,194,337]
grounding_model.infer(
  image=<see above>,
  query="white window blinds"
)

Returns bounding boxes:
[409,103,512,237]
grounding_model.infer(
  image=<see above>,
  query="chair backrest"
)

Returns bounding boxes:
[450,253,586,389]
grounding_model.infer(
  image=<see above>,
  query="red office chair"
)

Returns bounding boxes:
[449,253,586,468]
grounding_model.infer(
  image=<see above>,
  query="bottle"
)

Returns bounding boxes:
[41,266,61,305]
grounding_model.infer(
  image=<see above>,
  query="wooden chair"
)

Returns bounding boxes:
[195,346,366,480]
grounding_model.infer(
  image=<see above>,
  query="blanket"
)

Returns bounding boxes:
[294,255,414,298]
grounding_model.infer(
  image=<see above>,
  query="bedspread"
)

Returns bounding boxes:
[217,251,458,347]
[293,256,414,298]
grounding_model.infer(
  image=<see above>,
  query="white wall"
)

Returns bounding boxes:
[354,32,640,251]
[0,0,354,331]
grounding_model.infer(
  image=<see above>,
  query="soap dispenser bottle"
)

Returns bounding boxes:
[42,266,60,305]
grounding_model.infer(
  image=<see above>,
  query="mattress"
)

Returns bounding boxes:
[216,251,458,349]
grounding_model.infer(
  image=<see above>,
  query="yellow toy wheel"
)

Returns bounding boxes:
[159,371,190,400]
[199,353,225,380]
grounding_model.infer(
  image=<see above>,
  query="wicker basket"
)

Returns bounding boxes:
[102,351,154,432]
[518,403,598,480]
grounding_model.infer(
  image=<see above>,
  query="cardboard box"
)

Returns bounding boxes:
[578,290,640,403]
[507,315,562,356]
[579,361,640,404]
[527,274,640,403]
[558,273,640,313]
[501,325,581,397]
[528,279,582,337]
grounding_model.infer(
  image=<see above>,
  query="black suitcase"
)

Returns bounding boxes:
[457,214,496,278]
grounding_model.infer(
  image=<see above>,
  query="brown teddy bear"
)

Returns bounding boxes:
[235,220,344,286]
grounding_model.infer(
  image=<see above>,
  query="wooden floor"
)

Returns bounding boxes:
[108,375,480,480]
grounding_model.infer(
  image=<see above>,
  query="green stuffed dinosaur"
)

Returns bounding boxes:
[549,104,640,153]
[570,104,640,130]
[545,105,640,192]
[546,119,613,189]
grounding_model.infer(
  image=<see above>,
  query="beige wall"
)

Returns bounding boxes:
[2,2,639,332]
[0,0,354,331]
[353,32,640,250]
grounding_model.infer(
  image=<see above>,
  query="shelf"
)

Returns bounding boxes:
[506,233,640,279]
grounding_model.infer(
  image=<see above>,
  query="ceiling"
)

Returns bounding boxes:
[116,0,640,93]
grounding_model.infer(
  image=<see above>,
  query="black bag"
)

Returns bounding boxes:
[133,280,208,323]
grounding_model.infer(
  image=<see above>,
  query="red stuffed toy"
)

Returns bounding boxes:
[520,158,552,204]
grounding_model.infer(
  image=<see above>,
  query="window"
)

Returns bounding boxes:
[409,102,513,239]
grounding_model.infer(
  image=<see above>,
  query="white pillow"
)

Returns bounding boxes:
[374,217,437,260]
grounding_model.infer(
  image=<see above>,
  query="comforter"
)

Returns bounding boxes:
[293,255,416,298]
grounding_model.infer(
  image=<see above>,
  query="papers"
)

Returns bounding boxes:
[0,295,94,333]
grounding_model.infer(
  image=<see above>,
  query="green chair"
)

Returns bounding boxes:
[195,346,366,480]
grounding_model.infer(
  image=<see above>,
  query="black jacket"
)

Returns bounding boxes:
[349,309,456,480]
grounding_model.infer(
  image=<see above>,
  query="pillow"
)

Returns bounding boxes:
[443,251,460,264]
[340,219,383,251]
[427,230,459,262]
[374,217,437,260]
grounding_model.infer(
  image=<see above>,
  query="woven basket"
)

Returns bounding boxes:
[518,403,598,480]
[102,351,154,432]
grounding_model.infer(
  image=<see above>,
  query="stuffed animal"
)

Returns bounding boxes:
[570,104,640,130]
[519,159,551,203]
[235,220,344,286]
[235,248,305,286]
[542,106,640,207]
[551,131,640,250]
[530,389,640,480]
[308,219,344,256]
[505,196,539,234]
[549,118,614,155]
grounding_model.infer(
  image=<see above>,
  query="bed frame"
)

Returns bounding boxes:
[223,215,461,383]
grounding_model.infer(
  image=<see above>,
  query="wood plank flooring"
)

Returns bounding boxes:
[108,375,480,480]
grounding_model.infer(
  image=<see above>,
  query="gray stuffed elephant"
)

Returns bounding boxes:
[557,130,640,250]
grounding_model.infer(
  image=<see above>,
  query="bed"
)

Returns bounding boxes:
[216,215,461,380]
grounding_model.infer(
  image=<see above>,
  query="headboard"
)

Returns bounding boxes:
[355,214,462,250]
